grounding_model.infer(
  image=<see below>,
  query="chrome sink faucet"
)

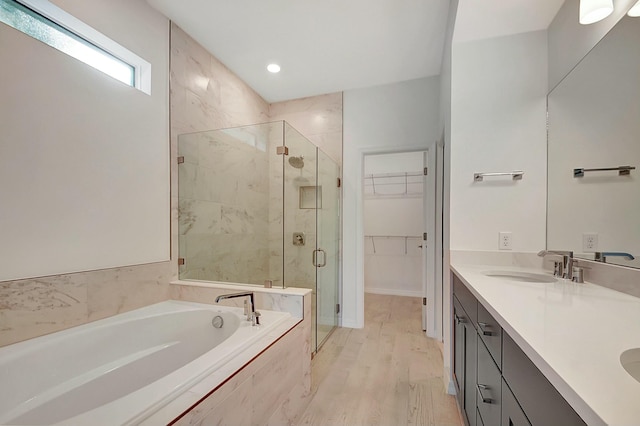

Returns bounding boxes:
[215,292,261,326]
[538,250,574,280]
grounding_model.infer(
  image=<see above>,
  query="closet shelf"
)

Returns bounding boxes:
[364,171,424,197]
[365,235,423,255]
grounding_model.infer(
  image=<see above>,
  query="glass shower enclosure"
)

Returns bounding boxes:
[177,121,340,351]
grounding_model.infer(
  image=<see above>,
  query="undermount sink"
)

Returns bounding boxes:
[621,349,640,383]
[483,270,557,283]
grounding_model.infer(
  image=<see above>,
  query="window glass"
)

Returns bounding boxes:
[0,0,135,86]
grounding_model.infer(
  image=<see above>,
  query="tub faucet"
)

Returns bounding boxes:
[538,250,574,280]
[215,292,261,326]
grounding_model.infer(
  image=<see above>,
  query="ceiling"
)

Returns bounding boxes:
[454,0,565,43]
[146,0,565,103]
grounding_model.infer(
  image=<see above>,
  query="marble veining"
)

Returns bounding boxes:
[0,280,83,311]
[0,262,171,347]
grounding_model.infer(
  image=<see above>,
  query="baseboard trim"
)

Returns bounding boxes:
[364,288,422,298]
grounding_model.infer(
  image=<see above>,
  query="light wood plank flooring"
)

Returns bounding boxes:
[298,293,463,426]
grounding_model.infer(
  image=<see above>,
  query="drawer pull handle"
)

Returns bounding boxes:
[455,314,466,324]
[478,322,493,336]
[477,384,493,404]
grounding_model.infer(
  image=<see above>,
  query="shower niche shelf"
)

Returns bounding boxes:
[300,186,321,209]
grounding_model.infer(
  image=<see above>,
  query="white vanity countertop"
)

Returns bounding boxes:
[451,263,640,426]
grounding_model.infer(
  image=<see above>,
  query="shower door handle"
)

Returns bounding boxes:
[318,249,326,267]
[312,249,327,267]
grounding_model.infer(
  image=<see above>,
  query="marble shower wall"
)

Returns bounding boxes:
[171,24,343,289]
[170,23,271,282]
[178,125,274,285]
[270,93,343,166]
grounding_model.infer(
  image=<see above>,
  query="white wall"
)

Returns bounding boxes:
[0,0,171,347]
[450,30,548,253]
[364,152,424,297]
[548,0,636,91]
[0,0,169,281]
[343,76,441,328]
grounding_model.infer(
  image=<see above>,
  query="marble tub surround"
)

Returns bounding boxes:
[0,262,171,347]
[451,262,640,426]
[171,280,311,319]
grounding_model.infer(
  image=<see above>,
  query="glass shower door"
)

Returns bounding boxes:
[316,148,340,348]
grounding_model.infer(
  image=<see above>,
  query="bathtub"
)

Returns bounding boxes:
[0,300,296,425]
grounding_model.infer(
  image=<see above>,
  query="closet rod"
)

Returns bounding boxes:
[365,235,422,255]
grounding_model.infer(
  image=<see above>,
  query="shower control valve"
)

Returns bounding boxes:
[293,232,305,246]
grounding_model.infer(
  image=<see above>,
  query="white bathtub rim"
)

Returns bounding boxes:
[0,300,226,363]
[0,300,294,426]
[61,306,293,425]
[1,301,228,423]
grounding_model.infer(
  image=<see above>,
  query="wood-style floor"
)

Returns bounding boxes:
[298,293,463,426]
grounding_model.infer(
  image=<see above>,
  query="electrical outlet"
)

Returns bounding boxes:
[499,232,512,250]
[583,233,598,252]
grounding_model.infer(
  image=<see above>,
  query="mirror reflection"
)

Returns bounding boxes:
[547,14,640,269]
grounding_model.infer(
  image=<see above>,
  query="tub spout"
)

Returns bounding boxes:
[215,292,260,325]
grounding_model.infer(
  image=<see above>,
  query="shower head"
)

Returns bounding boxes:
[288,156,304,169]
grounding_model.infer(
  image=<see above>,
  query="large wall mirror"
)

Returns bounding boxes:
[547,13,640,268]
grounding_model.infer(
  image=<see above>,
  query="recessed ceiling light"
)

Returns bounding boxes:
[267,63,281,73]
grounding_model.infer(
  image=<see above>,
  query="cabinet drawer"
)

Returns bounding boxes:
[476,340,501,426]
[477,302,502,369]
[502,378,531,426]
[502,333,586,426]
[453,274,477,328]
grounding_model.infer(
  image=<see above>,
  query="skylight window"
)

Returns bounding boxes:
[0,0,151,94]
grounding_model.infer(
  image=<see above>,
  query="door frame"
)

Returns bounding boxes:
[357,143,444,337]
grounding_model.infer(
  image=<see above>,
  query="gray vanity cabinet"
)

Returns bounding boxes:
[452,272,587,426]
[453,296,478,426]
